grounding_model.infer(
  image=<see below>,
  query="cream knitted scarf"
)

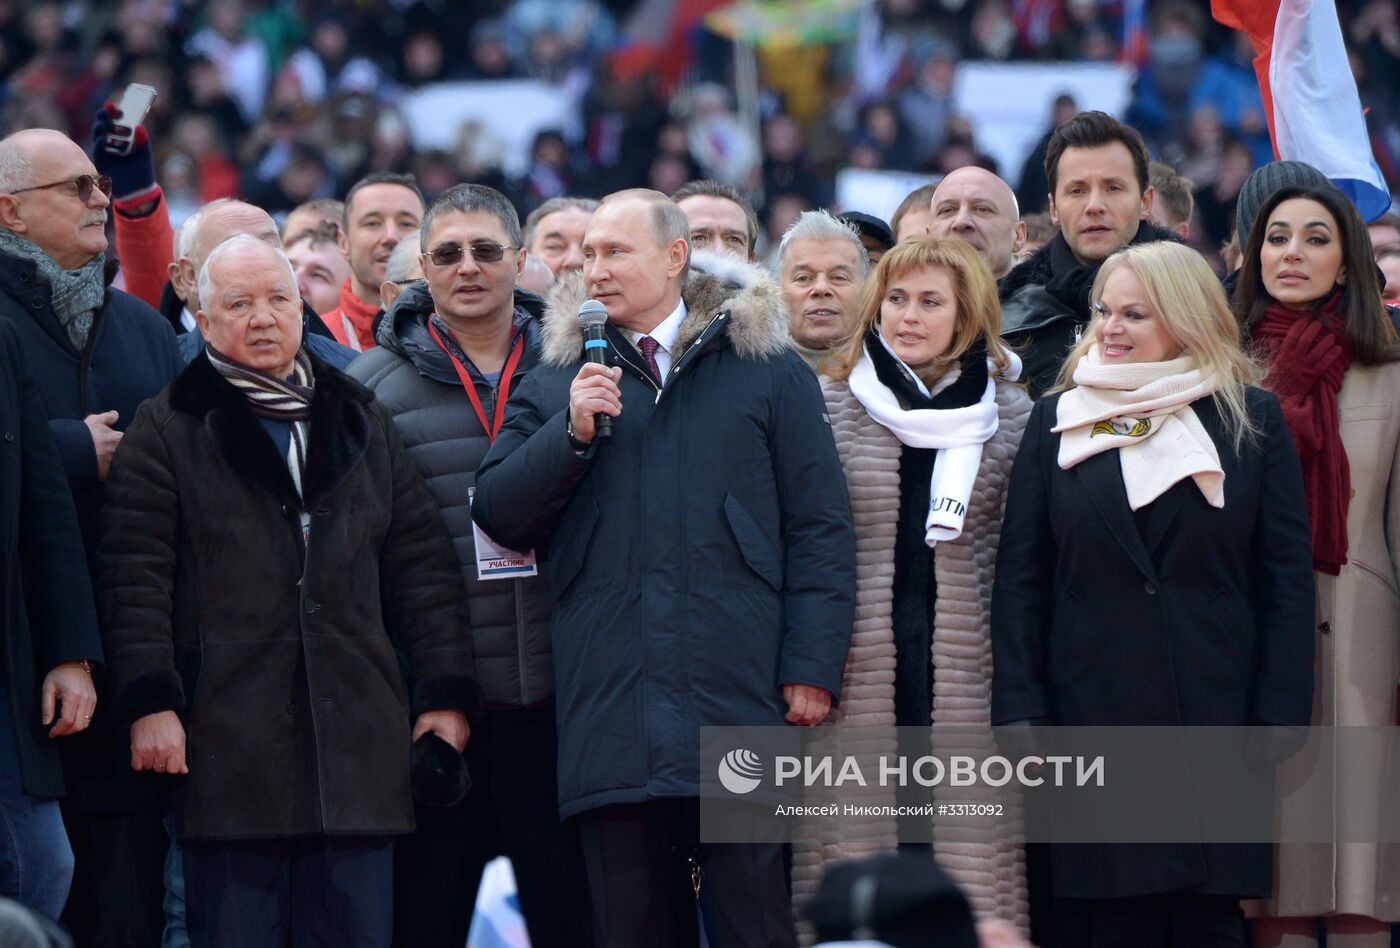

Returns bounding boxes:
[1054,346,1224,510]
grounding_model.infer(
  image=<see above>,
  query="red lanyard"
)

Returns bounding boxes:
[427,321,526,443]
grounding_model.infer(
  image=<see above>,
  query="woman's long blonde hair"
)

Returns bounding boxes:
[1052,241,1261,449]
[825,237,1014,386]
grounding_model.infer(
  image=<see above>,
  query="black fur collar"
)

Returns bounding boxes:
[168,351,375,510]
[998,219,1184,301]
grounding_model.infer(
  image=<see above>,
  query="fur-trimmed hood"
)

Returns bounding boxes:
[998,219,1184,301]
[539,249,790,368]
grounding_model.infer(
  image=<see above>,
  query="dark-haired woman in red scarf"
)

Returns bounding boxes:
[1235,184,1400,948]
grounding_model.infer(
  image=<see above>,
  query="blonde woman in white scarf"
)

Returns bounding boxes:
[991,240,1316,947]
[796,237,1033,937]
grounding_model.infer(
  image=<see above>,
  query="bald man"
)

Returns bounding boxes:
[173,200,355,368]
[474,189,854,948]
[0,127,181,942]
[928,166,1027,279]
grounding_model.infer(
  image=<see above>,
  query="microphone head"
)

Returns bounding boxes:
[578,298,608,328]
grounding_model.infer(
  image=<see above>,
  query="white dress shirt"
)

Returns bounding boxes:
[632,297,687,382]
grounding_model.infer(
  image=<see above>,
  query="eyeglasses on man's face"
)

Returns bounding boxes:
[422,242,517,268]
[11,174,114,203]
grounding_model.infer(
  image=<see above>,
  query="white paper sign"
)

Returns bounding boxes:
[469,488,538,581]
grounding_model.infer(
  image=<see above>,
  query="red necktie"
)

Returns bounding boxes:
[638,336,662,384]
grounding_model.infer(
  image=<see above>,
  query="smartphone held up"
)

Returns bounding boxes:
[103,83,157,155]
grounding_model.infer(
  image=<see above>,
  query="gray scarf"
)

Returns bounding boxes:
[0,229,106,350]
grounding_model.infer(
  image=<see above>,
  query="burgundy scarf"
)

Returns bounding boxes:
[1253,292,1353,575]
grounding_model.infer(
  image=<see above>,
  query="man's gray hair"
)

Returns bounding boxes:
[523,196,600,249]
[197,234,298,311]
[778,210,870,274]
[173,211,203,261]
[384,233,422,285]
[420,183,521,249]
[0,136,34,195]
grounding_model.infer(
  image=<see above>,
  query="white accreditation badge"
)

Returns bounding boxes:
[468,487,539,581]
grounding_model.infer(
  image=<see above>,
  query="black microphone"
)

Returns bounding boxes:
[578,298,611,441]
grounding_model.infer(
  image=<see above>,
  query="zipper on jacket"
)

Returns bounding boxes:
[293,503,332,831]
[514,579,529,707]
[611,344,662,402]
[620,313,726,406]
[76,308,103,415]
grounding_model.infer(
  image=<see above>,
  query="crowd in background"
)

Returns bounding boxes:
[2,0,1399,270]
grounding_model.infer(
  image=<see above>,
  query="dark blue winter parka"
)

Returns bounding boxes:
[473,251,857,818]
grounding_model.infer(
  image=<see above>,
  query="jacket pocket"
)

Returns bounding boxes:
[549,497,599,599]
[722,493,783,592]
[1340,403,1392,423]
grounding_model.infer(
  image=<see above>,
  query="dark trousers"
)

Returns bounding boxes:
[393,705,593,948]
[1084,893,1246,948]
[183,835,393,948]
[577,799,795,948]
[61,808,167,946]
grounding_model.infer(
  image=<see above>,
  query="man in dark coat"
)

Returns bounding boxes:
[0,318,103,920]
[348,184,593,948]
[998,112,1181,397]
[473,189,857,948]
[0,127,183,943]
[97,236,479,945]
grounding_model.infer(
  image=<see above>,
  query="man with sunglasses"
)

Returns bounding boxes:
[0,127,182,943]
[347,184,593,948]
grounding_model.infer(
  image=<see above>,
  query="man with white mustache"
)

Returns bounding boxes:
[0,126,182,943]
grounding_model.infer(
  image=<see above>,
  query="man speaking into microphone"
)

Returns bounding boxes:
[474,189,856,948]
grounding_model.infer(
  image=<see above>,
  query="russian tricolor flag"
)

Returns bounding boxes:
[1212,0,1392,221]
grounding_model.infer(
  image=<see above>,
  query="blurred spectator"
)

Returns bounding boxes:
[286,221,351,318]
[280,12,380,106]
[762,113,828,209]
[969,0,1020,61]
[762,192,813,267]
[523,195,597,275]
[1368,211,1400,259]
[377,232,421,314]
[1017,93,1079,213]
[684,83,760,189]
[1192,138,1255,251]
[1187,31,1272,166]
[897,39,957,164]
[1045,0,1120,62]
[1018,210,1057,257]
[282,197,344,246]
[509,130,584,216]
[1380,251,1400,302]
[891,183,938,243]
[464,20,518,81]
[1148,160,1195,239]
[184,0,269,123]
[837,210,896,266]
[245,141,332,217]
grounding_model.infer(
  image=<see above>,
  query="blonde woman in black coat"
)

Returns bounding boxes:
[991,241,1316,947]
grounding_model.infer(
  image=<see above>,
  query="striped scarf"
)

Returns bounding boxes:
[205,344,316,499]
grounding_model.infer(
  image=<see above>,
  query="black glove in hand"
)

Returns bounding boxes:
[91,104,156,203]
